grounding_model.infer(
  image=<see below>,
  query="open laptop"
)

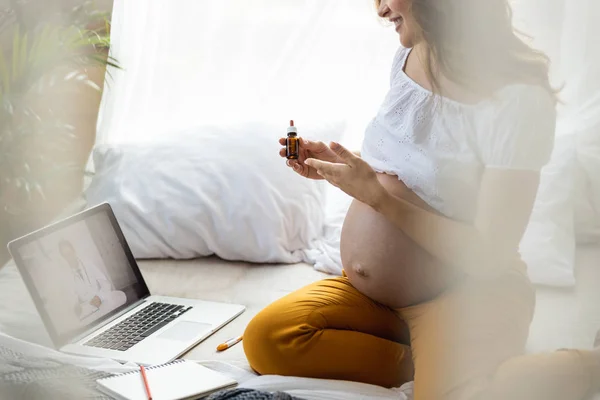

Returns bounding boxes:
[8,203,245,365]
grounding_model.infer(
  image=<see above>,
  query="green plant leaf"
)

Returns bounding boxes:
[19,32,28,81]
[12,26,19,80]
[83,79,101,91]
[0,48,9,95]
[34,182,45,200]
[1,18,121,212]
[28,27,43,64]
[24,181,31,200]
[4,100,14,115]
[64,70,79,81]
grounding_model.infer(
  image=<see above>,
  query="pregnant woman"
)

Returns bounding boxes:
[244,1,600,399]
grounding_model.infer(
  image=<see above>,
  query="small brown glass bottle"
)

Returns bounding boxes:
[286,120,299,160]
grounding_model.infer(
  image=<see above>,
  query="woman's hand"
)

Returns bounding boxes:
[305,142,387,208]
[279,137,341,180]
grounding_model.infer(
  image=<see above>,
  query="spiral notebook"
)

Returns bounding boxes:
[96,360,237,400]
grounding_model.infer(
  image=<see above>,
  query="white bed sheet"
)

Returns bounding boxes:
[0,258,411,400]
[0,197,413,399]
[0,255,327,361]
[0,332,411,399]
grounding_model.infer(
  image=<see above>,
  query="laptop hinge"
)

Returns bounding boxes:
[70,295,151,345]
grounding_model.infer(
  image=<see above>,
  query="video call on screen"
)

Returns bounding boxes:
[18,211,141,337]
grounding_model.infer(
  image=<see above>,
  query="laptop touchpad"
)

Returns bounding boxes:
[158,321,212,342]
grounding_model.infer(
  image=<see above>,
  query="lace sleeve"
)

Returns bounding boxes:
[479,85,557,171]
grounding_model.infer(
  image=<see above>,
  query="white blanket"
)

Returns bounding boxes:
[0,254,410,400]
[0,333,411,400]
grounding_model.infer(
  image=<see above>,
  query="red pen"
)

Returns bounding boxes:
[140,365,153,400]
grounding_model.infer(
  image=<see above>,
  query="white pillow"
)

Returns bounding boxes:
[85,121,344,263]
[519,133,576,287]
[571,106,600,244]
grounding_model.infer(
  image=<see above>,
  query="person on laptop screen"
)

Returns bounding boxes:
[58,239,126,321]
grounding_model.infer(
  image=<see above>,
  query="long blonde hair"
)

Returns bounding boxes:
[376,0,557,100]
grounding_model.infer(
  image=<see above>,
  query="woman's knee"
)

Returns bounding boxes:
[243,278,370,375]
[243,299,311,375]
[243,306,280,351]
[242,280,343,373]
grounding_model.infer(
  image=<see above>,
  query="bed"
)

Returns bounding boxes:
[0,197,413,400]
[2,195,600,400]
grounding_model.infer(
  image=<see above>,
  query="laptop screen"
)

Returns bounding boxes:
[10,204,149,347]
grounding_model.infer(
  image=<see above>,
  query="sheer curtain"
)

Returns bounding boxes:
[95,0,600,243]
[97,0,600,143]
[96,0,399,150]
[513,0,600,114]
[513,0,600,242]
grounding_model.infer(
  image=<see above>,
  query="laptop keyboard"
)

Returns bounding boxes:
[85,302,192,352]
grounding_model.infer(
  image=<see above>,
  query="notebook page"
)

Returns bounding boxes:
[97,360,237,400]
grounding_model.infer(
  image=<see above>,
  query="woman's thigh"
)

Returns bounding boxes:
[401,269,536,400]
[243,277,414,387]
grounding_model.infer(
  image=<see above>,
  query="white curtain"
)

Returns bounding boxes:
[513,0,600,242]
[512,0,600,114]
[96,0,600,242]
[97,0,600,141]
[559,0,600,243]
[96,0,399,151]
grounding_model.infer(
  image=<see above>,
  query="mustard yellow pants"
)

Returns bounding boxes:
[243,270,600,400]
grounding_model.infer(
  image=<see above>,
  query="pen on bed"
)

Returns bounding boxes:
[217,335,243,352]
[140,365,153,400]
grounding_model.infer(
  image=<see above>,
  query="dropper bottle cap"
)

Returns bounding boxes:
[287,120,298,134]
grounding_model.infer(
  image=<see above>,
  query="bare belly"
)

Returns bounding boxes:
[341,173,464,308]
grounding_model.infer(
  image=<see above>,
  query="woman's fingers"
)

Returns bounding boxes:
[280,138,309,162]
[281,147,308,163]
[279,138,288,158]
[281,137,326,152]
[287,159,307,177]
[301,138,329,155]
[330,142,358,165]
[298,147,309,163]
[280,138,315,177]
[304,158,329,171]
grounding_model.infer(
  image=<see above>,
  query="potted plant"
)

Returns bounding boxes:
[0,1,119,243]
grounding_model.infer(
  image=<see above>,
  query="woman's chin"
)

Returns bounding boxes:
[397,29,409,47]
[399,33,416,49]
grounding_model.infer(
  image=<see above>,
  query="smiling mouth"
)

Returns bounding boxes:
[391,17,403,32]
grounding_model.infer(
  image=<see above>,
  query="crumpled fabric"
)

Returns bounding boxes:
[207,388,305,400]
[0,341,112,400]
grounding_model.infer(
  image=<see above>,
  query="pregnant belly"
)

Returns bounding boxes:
[340,173,464,308]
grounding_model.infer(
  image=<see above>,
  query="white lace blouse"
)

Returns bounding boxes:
[361,46,557,222]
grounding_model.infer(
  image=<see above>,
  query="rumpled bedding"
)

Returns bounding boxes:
[0,333,412,400]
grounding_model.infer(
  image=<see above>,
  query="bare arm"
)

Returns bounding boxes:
[306,90,554,279]
[373,168,539,278]
[366,86,554,277]
[305,143,539,278]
